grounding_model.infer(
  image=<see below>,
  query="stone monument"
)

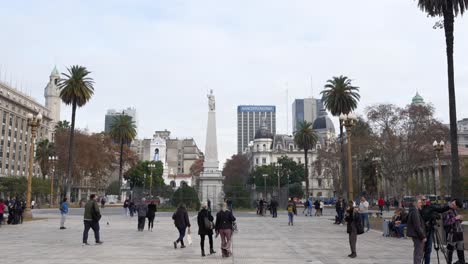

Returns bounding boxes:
[199,90,224,210]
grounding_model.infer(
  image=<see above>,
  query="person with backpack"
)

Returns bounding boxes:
[197,202,216,257]
[59,197,69,229]
[287,198,297,226]
[345,200,363,258]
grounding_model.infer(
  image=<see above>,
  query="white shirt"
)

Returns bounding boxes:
[359,200,369,213]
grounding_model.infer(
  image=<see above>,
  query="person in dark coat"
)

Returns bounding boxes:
[136,198,148,231]
[147,201,157,231]
[197,202,215,257]
[270,198,278,218]
[344,201,359,258]
[172,203,191,249]
[406,196,426,264]
[215,202,236,258]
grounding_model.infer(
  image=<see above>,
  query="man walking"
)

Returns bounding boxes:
[270,198,278,218]
[82,194,103,245]
[359,197,370,232]
[136,198,148,231]
[59,197,69,229]
[407,196,426,264]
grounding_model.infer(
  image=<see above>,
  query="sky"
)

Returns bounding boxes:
[1,0,468,167]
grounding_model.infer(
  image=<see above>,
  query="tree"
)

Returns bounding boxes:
[106,180,121,195]
[417,0,467,197]
[124,160,165,196]
[222,154,251,208]
[55,120,70,131]
[189,158,204,188]
[109,114,137,201]
[58,65,94,200]
[172,185,200,210]
[321,75,360,198]
[35,139,55,179]
[293,121,318,197]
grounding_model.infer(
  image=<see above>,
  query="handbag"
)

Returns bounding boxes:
[204,216,214,230]
[186,227,193,245]
[232,221,238,233]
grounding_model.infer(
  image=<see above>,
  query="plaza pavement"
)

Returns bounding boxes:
[0,208,461,264]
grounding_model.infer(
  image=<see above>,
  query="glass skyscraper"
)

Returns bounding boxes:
[237,105,276,153]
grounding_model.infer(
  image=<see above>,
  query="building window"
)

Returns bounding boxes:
[262,157,266,164]
[289,145,293,151]
[297,158,301,164]
[256,158,259,165]
[318,179,322,187]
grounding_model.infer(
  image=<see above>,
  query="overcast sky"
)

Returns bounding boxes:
[1,0,467,167]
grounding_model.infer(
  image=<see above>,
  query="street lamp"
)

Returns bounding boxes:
[340,112,357,203]
[49,155,58,206]
[148,163,156,198]
[262,174,268,200]
[24,112,42,221]
[433,140,445,204]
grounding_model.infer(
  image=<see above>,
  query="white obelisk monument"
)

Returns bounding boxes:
[199,89,224,210]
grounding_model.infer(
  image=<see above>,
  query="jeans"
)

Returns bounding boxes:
[83,220,100,243]
[219,228,233,256]
[360,213,369,230]
[176,226,186,244]
[424,229,433,264]
[307,207,312,216]
[60,213,67,228]
[337,210,344,223]
[272,207,277,218]
[288,212,294,224]
[395,224,406,237]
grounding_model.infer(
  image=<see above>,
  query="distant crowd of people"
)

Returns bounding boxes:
[0,198,25,226]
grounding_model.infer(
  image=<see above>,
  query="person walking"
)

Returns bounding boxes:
[378,197,385,214]
[215,202,236,258]
[123,198,130,216]
[287,198,297,226]
[335,198,344,225]
[319,200,324,216]
[0,199,6,227]
[407,196,426,264]
[172,203,191,249]
[344,201,360,258]
[307,197,313,216]
[136,198,148,231]
[444,198,465,264]
[359,196,370,232]
[314,199,320,216]
[59,197,69,230]
[100,196,106,208]
[129,200,135,217]
[270,198,278,218]
[82,194,103,245]
[147,201,157,231]
[197,202,216,257]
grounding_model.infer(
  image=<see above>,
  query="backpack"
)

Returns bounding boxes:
[204,216,214,230]
[354,212,364,235]
[287,205,294,213]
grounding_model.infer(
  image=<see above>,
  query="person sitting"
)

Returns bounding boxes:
[389,208,407,238]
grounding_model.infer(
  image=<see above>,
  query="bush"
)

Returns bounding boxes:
[171,185,200,210]
[106,180,121,195]
[289,182,304,199]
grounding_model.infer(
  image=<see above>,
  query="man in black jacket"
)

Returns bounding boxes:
[172,204,190,249]
[407,196,426,264]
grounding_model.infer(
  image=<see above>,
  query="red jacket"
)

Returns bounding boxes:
[378,198,385,206]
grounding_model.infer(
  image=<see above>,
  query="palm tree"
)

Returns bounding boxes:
[293,121,318,197]
[35,139,55,179]
[417,0,467,197]
[55,120,70,131]
[321,75,360,197]
[58,66,94,200]
[109,114,137,201]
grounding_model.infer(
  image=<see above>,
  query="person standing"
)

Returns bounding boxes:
[335,198,344,225]
[307,197,313,216]
[0,199,5,227]
[197,202,216,257]
[82,194,103,245]
[270,198,278,218]
[344,201,360,258]
[314,199,320,216]
[444,198,465,264]
[319,200,324,216]
[59,197,69,230]
[147,201,157,231]
[286,198,297,226]
[136,198,148,231]
[359,197,370,232]
[215,202,236,258]
[100,196,106,208]
[378,197,385,214]
[407,196,426,264]
[172,203,190,249]
[123,198,130,216]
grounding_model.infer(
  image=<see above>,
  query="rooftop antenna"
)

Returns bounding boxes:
[285,83,289,135]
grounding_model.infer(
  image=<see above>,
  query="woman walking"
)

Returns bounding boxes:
[344,201,359,258]
[147,201,157,231]
[172,203,190,249]
[215,202,236,258]
[197,202,216,257]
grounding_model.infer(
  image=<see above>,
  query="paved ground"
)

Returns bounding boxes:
[0,208,464,264]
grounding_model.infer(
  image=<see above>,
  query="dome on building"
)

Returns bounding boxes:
[254,117,274,139]
[412,92,425,106]
[312,108,335,133]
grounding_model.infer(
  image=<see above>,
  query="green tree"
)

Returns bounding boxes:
[35,139,55,179]
[288,182,304,199]
[416,0,467,197]
[223,154,251,208]
[58,65,94,200]
[321,75,360,198]
[109,114,137,201]
[172,185,200,210]
[293,121,318,197]
[106,180,121,195]
[124,160,165,195]
[55,120,70,131]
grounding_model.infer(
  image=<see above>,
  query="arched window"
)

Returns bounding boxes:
[180,181,188,187]
[263,144,266,150]
[289,144,294,151]
[170,180,176,188]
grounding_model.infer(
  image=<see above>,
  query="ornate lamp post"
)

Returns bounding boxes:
[433,140,445,204]
[24,112,42,221]
[339,112,357,203]
[49,155,58,207]
[148,163,156,198]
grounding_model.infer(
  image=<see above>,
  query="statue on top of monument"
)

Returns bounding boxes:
[207,89,215,111]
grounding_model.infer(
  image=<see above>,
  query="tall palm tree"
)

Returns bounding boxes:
[109,114,137,201]
[417,0,467,197]
[58,66,94,200]
[35,139,55,179]
[55,120,70,131]
[321,75,360,198]
[293,121,318,197]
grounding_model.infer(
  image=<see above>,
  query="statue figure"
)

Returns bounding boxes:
[207,89,215,111]
[153,148,160,161]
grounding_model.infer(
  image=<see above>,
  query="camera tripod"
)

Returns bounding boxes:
[422,224,448,264]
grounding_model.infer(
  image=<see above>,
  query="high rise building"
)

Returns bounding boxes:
[292,98,322,133]
[237,105,276,154]
[458,118,468,148]
[104,107,137,134]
